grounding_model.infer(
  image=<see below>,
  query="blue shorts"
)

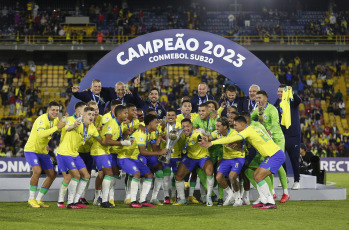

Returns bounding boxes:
[111,153,118,166]
[138,155,160,169]
[217,158,245,177]
[259,150,285,174]
[56,154,86,173]
[92,155,116,170]
[117,158,151,176]
[181,155,211,172]
[79,152,93,171]
[163,158,182,173]
[24,151,54,170]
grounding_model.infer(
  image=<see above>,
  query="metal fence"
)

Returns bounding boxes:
[0,34,346,45]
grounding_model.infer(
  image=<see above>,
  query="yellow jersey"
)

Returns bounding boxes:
[111,119,140,155]
[117,129,147,160]
[24,113,59,154]
[57,123,99,157]
[211,125,280,158]
[280,87,293,129]
[90,118,122,156]
[160,122,184,158]
[211,129,244,159]
[95,114,103,128]
[60,114,78,143]
[176,113,198,123]
[185,130,209,159]
[101,112,113,125]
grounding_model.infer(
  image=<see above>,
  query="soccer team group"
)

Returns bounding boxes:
[23,77,293,209]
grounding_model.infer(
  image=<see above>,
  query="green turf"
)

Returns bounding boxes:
[0,173,348,230]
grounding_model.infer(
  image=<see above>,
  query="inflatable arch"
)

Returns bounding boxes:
[67,29,280,114]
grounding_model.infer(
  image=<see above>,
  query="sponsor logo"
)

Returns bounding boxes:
[107,126,112,131]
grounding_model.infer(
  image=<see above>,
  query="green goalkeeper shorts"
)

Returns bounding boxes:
[208,145,223,164]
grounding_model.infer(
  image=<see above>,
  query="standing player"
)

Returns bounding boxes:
[57,101,87,208]
[24,101,66,208]
[101,99,122,126]
[56,107,104,209]
[117,114,168,208]
[90,105,131,208]
[174,118,215,206]
[201,115,285,209]
[251,90,290,203]
[192,102,221,204]
[161,108,185,204]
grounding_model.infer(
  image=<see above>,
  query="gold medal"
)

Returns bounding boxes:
[182,150,187,154]
[81,141,85,145]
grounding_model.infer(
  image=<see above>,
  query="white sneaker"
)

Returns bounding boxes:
[242,196,250,205]
[233,198,243,207]
[292,182,300,190]
[252,197,261,205]
[223,195,234,206]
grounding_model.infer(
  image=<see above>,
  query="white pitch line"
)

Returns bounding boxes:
[326,181,336,186]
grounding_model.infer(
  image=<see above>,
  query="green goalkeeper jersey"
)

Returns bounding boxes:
[251,103,284,141]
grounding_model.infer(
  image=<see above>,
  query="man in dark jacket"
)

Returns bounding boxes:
[274,85,301,189]
[190,82,215,113]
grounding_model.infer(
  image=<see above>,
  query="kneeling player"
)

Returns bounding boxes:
[175,118,215,206]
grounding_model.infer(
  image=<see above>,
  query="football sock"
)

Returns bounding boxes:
[278,167,288,190]
[36,186,49,201]
[200,183,206,199]
[218,185,224,199]
[175,180,185,200]
[29,185,37,200]
[125,176,132,200]
[108,176,118,201]
[130,177,140,202]
[224,187,234,198]
[151,176,163,200]
[257,180,275,204]
[206,176,214,198]
[269,174,275,191]
[189,181,196,196]
[140,178,152,203]
[67,178,79,204]
[244,190,250,200]
[171,181,176,198]
[74,178,89,203]
[163,168,171,198]
[196,169,207,190]
[101,175,112,203]
[80,179,90,199]
[58,181,69,203]
[264,175,273,194]
[244,169,258,188]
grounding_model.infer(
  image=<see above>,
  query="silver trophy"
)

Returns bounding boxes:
[159,123,185,164]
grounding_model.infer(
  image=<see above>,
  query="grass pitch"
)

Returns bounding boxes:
[1,173,348,230]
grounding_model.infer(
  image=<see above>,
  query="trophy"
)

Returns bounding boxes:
[159,123,185,164]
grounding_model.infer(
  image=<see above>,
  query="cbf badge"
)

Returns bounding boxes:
[264,116,267,120]
[157,109,162,115]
